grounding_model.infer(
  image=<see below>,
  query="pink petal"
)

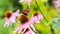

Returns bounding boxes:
[29,24,36,32]
[19,0,24,2]
[9,9,20,23]
[4,18,11,27]
[38,14,43,20]
[19,0,31,8]
[54,0,60,8]
[19,0,31,3]
[14,23,29,34]
[14,25,22,34]
[14,9,20,16]
[28,14,43,24]
[28,17,37,24]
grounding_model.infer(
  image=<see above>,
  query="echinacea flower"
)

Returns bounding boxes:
[19,14,38,32]
[4,9,20,27]
[29,12,43,24]
[14,14,37,34]
[54,0,60,8]
[19,0,32,8]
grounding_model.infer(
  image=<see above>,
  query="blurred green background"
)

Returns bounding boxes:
[0,0,60,34]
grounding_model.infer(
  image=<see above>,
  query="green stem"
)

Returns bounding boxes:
[50,24,55,34]
[35,0,48,22]
[35,0,55,34]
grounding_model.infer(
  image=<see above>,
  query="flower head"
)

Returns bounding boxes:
[54,0,60,8]
[19,0,31,3]
[18,14,29,24]
[29,12,43,24]
[33,12,38,16]
[19,0,32,8]
[4,10,12,18]
[4,9,20,27]
[14,14,37,34]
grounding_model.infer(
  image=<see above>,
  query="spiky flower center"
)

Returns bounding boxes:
[18,14,29,24]
[5,11,12,18]
[33,12,38,16]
